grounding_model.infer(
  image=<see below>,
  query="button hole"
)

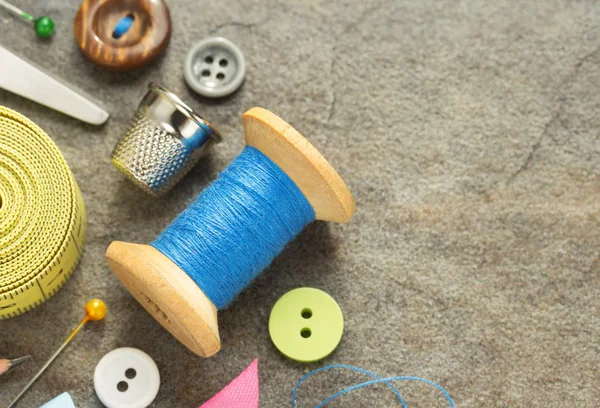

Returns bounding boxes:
[301,308,312,319]
[219,59,228,67]
[300,328,311,338]
[117,381,128,392]
[112,14,134,39]
[216,73,225,80]
[205,56,214,64]
[125,368,136,379]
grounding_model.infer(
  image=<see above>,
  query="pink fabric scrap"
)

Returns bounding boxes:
[199,359,259,408]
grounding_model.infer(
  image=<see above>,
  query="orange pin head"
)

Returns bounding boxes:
[85,299,107,321]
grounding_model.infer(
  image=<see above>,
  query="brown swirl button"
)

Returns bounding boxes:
[74,0,171,70]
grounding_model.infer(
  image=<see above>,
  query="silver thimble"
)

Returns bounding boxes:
[111,82,222,196]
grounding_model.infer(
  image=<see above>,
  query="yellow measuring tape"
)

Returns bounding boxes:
[0,107,86,319]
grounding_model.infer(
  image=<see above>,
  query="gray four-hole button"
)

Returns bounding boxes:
[184,37,246,98]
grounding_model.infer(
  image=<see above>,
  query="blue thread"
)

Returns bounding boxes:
[292,364,454,408]
[292,365,406,407]
[113,15,134,39]
[152,146,315,309]
[180,123,213,152]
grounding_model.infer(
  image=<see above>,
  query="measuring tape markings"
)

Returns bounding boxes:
[0,107,86,318]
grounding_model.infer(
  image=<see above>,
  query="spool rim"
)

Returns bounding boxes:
[243,107,356,223]
[106,242,220,357]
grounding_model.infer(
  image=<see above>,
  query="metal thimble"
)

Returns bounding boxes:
[111,82,222,196]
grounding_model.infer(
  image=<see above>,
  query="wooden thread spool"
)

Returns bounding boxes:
[74,0,171,70]
[106,108,356,357]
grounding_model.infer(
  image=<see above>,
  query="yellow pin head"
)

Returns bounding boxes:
[85,299,107,321]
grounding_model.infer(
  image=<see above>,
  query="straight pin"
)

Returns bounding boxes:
[7,300,106,408]
[0,0,54,38]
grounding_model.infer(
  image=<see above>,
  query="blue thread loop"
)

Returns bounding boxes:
[113,14,135,39]
[152,146,315,309]
[292,364,455,408]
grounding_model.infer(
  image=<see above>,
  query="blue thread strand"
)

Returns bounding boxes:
[152,146,315,309]
[315,376,455,408]
[292,365,406,407]
[292,364,454,408]
[112,15,134,39]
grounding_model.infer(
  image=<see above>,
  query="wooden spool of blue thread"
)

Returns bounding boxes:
[106,108,356,357]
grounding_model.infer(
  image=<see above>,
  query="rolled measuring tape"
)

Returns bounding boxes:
[0,107,86,318]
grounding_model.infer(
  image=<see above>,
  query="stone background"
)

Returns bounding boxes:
[1,0,599,406]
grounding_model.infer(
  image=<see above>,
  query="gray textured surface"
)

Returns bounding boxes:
[1,0,599,407]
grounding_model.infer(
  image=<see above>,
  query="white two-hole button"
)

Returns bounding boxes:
[184,37,246,98]
[94,348,160,408]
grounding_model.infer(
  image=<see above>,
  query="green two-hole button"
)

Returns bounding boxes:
[269,287,344,362]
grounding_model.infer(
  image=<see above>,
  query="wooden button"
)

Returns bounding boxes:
[74,0,172,70]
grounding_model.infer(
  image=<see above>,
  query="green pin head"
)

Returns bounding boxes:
[34,16,54,38]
